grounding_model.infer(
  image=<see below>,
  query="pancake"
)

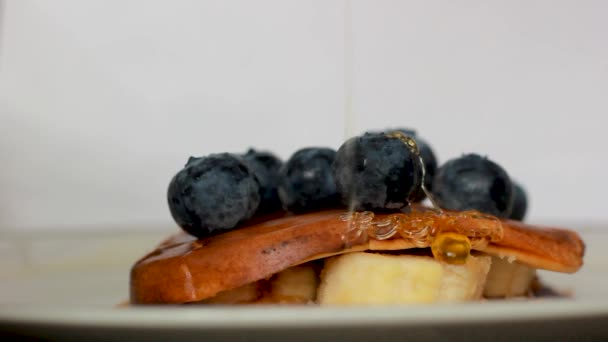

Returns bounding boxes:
[130,209,584,304]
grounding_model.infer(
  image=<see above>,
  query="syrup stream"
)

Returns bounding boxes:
[343,0,354,140]
[338,4,492,264]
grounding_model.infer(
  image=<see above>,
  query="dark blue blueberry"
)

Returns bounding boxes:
[167,153,260,238]
[242,148,283,213]
[332,132,423,211]
[366,128,438,202]
[278,147,339,212]
[510,182,528,221]
[432,154,513,218]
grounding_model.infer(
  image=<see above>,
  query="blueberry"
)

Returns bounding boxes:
[332,132,423,211]
[366,128,438,202]
[167,153,260,238]
[432,154,513,218]
[510,182,528,221]
[278,147,339,212]
[242,148,283,213]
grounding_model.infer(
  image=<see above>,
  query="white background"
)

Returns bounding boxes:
[0,0,606,231]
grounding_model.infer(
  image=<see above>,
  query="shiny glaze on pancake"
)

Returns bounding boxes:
[130,210,584,304]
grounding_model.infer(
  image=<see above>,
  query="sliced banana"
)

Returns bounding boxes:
[201,252,536,305]
[317,252,491,305]
[262,264,319,303]
[483,256,536,297]
[202,282,260,304]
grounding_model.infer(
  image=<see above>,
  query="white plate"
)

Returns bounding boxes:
[0,226,607,341]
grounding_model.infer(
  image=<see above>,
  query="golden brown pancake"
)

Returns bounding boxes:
[130,209,584,304]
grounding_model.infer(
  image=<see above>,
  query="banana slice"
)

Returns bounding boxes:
[317,252,491,305]
[483,256,536,297]
[262,264,319,303]
[202,282,260,304]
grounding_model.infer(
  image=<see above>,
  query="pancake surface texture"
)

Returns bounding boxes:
[130,210,584,304]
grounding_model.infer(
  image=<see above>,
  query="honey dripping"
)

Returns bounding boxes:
[339,209,503,264]
[431,232,471,265]
[339,131,504,264]
[386,131,442,212]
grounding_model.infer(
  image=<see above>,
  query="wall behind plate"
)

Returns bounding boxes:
[0,0,606,231]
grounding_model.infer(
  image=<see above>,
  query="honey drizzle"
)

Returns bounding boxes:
[386,131,443,212]
[339,209,504,263]
[337,132,503,264]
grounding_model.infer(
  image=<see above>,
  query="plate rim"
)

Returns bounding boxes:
[1,300,608,329]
